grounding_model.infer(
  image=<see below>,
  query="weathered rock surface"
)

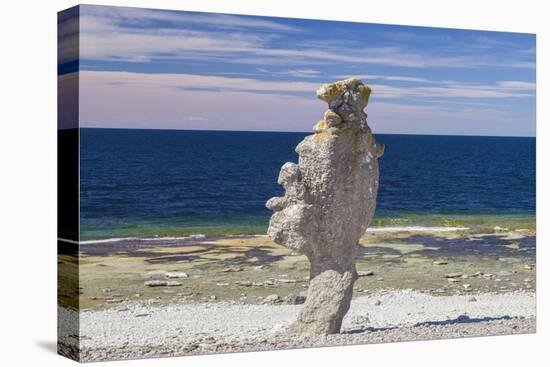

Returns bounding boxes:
[165,272,189,279]
[357,270,375,277]
[144,280,181,287]
[266,78,384,334]
[284,294,307,305]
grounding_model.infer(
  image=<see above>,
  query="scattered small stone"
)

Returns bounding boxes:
[496,271,512,277]
[254,265,265,270]
[448,278,461,283]
[445,272,463,278]
[494,226,509,232]
[102,288,113,293]
[376,276,384,281]
[144,280,181,287]
[526,285,533,289]
[462,284,472,290]
[468,296,477,302]
[144,280,167,287]
[263,294,281,304]
[524,264,535,270]
[236,281,253,287]
[220,267,242,273]
[263,280,275,286]
[284,294,306,305]
[165,272,188,278]
[277,279,297,283]
[105,299,123,303]
[523,278,533,283]
[357,270,374,276]
[145,270,167,277]
[134,313,151,317]
[433,261,448,265]
[348,315,370,326]
[374,300,381,306]
[216,282,229,286]
[210,295,217,300]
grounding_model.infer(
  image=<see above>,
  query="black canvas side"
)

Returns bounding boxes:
[57,5,81,362]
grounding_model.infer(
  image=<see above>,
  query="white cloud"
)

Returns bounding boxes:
[78,71,534,101]
[496,81,536,89]
[79,71,320,132]
[368,102,533,136]
[371,82,534,99]
[80,70,320,94]
[79,19,268,62]
[76,7,535,70]
[78,70,534,136]
[343,74,441,84]
[257,68,321,78]
[82,5,301,32]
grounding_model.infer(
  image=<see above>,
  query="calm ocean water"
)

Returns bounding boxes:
[80,129,535,240]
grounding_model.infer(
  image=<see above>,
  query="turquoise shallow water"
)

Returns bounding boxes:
[80,129,535,240]
[79,213,535,241]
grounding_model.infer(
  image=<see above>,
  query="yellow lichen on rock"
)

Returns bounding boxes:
[324,110,342,127]
[314,129,333,143]
[317,82,345,103]
[317,78,363,104]
[313,119,328,133]
[358,84,371,106]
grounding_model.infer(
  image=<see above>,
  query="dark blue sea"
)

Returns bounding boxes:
[80,129,535,240]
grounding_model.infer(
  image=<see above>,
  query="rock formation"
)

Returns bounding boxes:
[266,78,384,335]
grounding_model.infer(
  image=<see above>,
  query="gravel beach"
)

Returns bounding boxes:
[59,289,536,361]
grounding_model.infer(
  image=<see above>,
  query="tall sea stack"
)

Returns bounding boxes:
[266,78,384,334]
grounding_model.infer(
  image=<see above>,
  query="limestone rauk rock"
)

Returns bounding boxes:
[266,78,384,335]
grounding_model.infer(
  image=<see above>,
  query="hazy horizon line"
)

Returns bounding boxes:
[75,126,536,138]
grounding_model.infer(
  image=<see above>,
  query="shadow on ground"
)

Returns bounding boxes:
[345,315,514,334]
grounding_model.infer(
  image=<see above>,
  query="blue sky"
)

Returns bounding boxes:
[60,4,536,136]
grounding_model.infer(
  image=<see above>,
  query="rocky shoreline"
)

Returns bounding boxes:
[58,226,536,361]
[58,226,536,311]
[59,289,535,362]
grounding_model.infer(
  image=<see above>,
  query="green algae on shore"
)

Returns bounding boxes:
[63,226,536,311]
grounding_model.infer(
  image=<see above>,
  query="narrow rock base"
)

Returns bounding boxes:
[289,269,355,334]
